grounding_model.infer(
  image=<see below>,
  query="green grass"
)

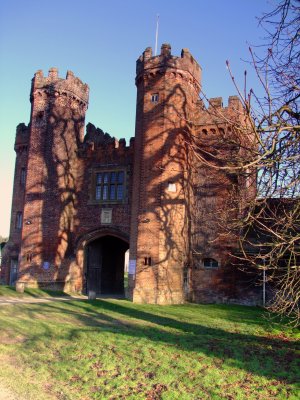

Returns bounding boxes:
[124,272,128,290]
[0,297,299,399]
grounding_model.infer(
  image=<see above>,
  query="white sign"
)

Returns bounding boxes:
[128,259,136,275]
[43,261,50,270]
[167,182,177,193]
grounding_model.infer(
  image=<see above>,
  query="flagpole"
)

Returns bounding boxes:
[155,14,159,56]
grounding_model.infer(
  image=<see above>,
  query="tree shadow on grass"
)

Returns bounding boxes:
[76,299,294,335]
[3,300,299,385]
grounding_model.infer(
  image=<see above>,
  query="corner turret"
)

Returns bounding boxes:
[136,44,202,93]
[14,123,29,152]
[31,68,89,105]
[131,44,202,304]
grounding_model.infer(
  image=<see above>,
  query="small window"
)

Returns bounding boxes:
[16,212,23,229]
[151,93,159,103]
[183,267,189,293]
[203,258,219,268]
[144,257,152,266]
[20,168,26,187]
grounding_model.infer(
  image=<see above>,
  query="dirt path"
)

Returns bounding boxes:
[0,383,25,400]
[0,293,126,305]
[0,295,86,305]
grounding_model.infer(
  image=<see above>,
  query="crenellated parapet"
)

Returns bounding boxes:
[29,68,89,144]
[194,95,244,127]
[31,68,89,106]
[208,96,243,113]
[84,123,116,146]
[14,123,30,153]
[78,123,134,159]
[136,44,201,92]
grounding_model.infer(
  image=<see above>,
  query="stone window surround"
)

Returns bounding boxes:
[89,167,128,205]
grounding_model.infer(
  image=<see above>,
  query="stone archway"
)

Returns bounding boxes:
[85,235,129,295]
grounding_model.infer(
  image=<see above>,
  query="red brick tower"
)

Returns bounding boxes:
[130,44,201,303]
[1,124,29,284]
[17,68,89,289]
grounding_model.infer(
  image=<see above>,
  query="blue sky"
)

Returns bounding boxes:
[0,0,271,236]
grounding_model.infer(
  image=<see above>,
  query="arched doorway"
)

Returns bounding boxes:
[85,235,129,295]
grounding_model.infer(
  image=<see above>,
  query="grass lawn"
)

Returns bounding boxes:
[0,291,299,399]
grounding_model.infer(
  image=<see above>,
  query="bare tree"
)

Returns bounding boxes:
[235,0,299,324]
[191,0,300,324]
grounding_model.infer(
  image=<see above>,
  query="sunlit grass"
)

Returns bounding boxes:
[0,297,299,399]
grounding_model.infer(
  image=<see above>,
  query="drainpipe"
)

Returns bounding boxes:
[262,258,266,307]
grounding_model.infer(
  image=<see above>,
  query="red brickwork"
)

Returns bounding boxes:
[189,97,257,304]
[13,69,89,289]
[130,45,201,303]
[2,45,260,305]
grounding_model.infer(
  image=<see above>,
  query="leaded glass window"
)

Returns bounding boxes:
[95,170,125,202]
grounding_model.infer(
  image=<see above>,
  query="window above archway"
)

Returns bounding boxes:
[91,168,127,204]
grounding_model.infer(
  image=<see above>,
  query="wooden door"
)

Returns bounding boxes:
[87,243,102,294]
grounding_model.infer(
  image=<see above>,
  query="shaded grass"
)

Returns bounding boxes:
[0,299,299,399]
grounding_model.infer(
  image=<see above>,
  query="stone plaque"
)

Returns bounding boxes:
[101,209,112,224]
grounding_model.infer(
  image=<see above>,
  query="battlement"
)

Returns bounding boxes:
[16,122,29,136]
[207,95,243,112]
[84,123,116,146]
[136,43,201,88]
[195,95,245,127]
[80,123,135,156]
[14,123,29,151]
[31,68,89,104]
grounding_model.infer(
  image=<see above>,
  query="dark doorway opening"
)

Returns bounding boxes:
[10,258,18,286]
[85,235,128,295]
